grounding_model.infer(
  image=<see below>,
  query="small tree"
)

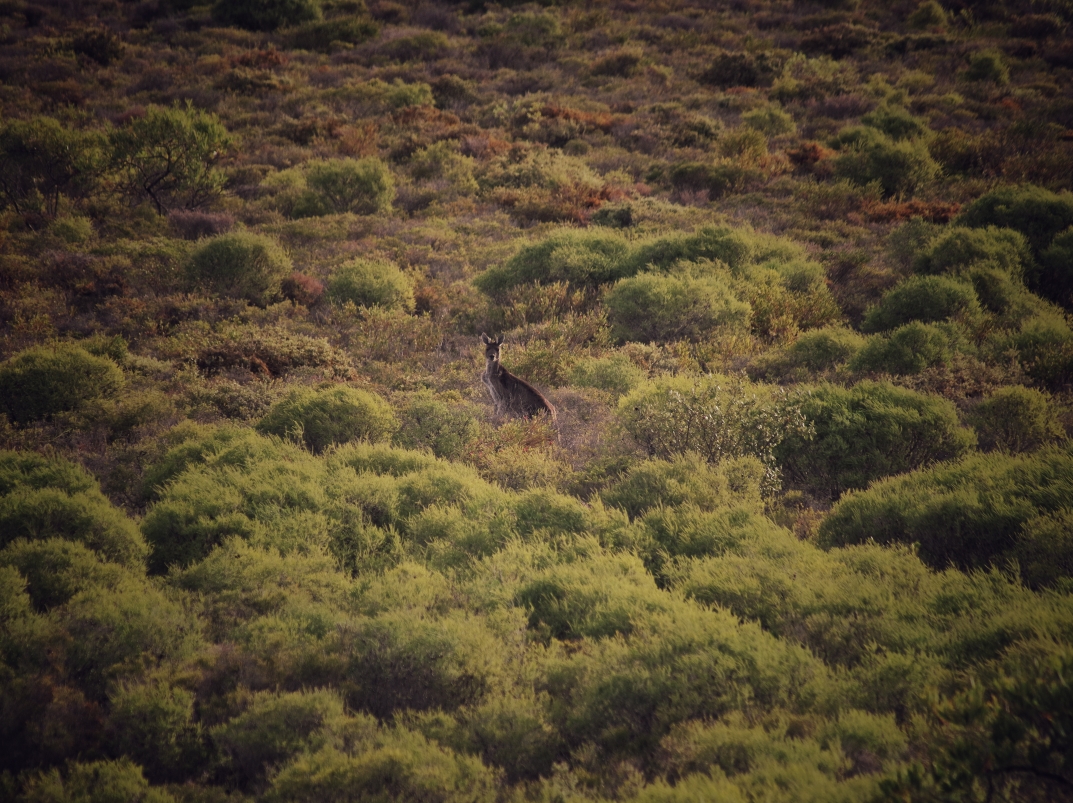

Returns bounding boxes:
[301,158,394,216]
[0,117,103,218]
[110,103,232,215]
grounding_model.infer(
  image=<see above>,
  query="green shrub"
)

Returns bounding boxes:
[110,103,231,215]
[476,229,630,295]
[107,681,203,783]
[185,232,292,306]
[20,759,174,803]
[212,689,347,791]
[617,374,809,494]
[832,127,939,198]
[300,158,394,216]
[861,276,982,332]
[568,353,646,398]
[862,105,930,141]
[908,0,948,27]
[257,385,398,453]
[850,322,964,375]
[286,17,378,51]
[326,257,415,312]
[212,0,321,31]
[0,538,127,610]
[776,381,976,500]
[1014,509,1073,589]
[818,445,1073,579]
[393,393,479,461]
[967,386,1065,453]
[956,185,1073,256]
[601,453,764,520]
[0,116,104,218]
[1040,226,1073,307]
[915,225,1032,279]
[742,106,796,137]
[0,344,124,425]
[1006,312,1073,389]
[604,271,751,343]
[963,50,1009,84]
[778,326,866,373]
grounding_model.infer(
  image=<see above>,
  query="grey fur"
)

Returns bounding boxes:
[480,333,556,420]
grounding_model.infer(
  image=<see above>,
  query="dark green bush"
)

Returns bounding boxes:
[185,232,293,306]
[0,450,98,498]
[963,50,1009,84]
[956,185,1073,256]
[0,538,127,610]
[1006,312,1073,389]
[257,386,398,453]
[777,326,866,373]
[604,271,751,343]
[0,344,124,425]
[299,158,394,216]
[915,225,1032,279]
[212,0,321,31]
[20,759,174,803]
[326,257,415,312]
[861,105,930,141]
[1040,226,1073,308]
[818,445,1073,580]
[861,276,982,333]
[776,381,976,500]
[967,386,1065,453]
[107,681,204,784]
[286,17,378,51]
[0,116,103,218]
[832,127,939,198]
[476,229,630,295]
[699,51,779,88]
[850,322,964,375]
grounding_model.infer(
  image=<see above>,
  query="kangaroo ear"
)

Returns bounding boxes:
[495,335,504,345]
[480,333,491,344]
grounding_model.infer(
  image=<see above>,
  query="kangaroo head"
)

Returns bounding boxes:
[480,333,504,363]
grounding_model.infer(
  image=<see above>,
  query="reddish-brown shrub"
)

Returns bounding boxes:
[280,273,325,308]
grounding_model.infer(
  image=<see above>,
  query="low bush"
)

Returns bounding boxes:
[286,17,378,52]
[107,681,204,784]
[850,322,965,375]
[861,276,982,332]
[742,106,796,137]
[963,50,1009,84]
[19,759,173,803]
[604,271,751,343]
[832,127,939,198]
[914,226,1032,280]
[256,385,398,453]
[1040,226,1073,307]
[299,158,395,216]
[818,445,1073,581]
[775,326,866,373]
[967,386,1065,453]
[956,185,1073,256]
[475,229,630,295]
[0,538,127,610]
[393,392,479,461]
[617,374,809,494]
[185,232,293,306]
[326,257,415,312]
[212,0,321,31]
[861,105,930,141]
[568,353,646,398]
[0,344,124,425]
[1006,312,1073,389]
[776,381,976,500]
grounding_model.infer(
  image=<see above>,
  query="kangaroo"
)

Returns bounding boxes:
[480,333,557,420]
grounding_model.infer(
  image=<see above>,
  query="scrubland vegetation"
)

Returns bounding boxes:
[2,0,1073,799]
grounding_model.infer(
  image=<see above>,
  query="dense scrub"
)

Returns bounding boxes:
[1,0,1072,801]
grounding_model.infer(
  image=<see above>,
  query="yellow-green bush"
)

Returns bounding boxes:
[0,344,124,425]
[861,276,983,333]
[967,386,1066,453]
[257,385,398,453]
[604,271,751,343]
[185,232,292,306]
[326,257,415,312]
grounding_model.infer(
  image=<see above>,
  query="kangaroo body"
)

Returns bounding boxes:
[480,333,556,420]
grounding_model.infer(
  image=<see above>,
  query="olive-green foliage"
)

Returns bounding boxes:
[212,689,349,790]
[107,680,203,783]
[286,16,378,51]
[963,50,1009,84]
[763,326,866,377]
[601,453,764,520]
[476,229,631,295]
[861,105,930,141]
[776,381,976,500]
[1007,311,1073,389]
[568,353,645,398]
[393,392,479,461]
[908,0,948,27]
[0,116,103,218]
[914,225,1032,279]
[956,184,1073,256]
[861,276,982,332]
[851,321,965,375]
[0,451,146,568]
[818,445,1073,579]
[604,271,751,343]
[1040,225,1073,307]
[742,106,796,137]
[967,386,1066,453]
[110,103,231,215]
[0,344,124,425]
[832,127,939,198]
[298,158,395,216]
[0,539,127,610]
[266,732,498,803]
[20,759,174,803]
[256,385,399,453]
[185,232,293,306]
[326,257,415,312]
[617,374,809,494]
[212,0,321,31]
